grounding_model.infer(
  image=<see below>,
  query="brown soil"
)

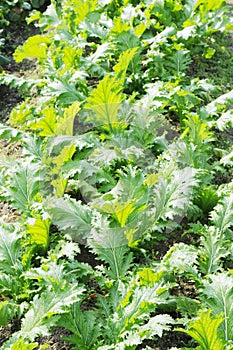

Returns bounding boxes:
[0,322,74,350]
[137,331,195,350]
[0,319,21,347]
[0,201,20,222]
[35,327,74,350]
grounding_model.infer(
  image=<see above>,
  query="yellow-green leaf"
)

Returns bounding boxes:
[86,74,124,128]
[124,227,138,245]
[177,309,225,350]
[49,143,76,197]
[52,143,76,170]
[205,48,216,59]
[51,175,68,198]
[55,101,80,136]
[134,23,147,37]
[101,201,136,227]
[14,35,51,62]
[12,339,40,350]
[9,102,34,128]
[12,339,48,349]
[144,173,159,187]
[30,107,57,136]
[113,47,138,81]
[64,0,98,26]
[26,217,50,249]
[137,268,164,286]
[110,17,131,35]
[194,0,225,11]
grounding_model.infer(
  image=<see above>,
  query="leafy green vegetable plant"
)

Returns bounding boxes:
[201,273,233,342]
[0,0,233,348]
[178,309,225,350]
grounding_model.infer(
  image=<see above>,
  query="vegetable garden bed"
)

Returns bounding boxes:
[0,0,233,349]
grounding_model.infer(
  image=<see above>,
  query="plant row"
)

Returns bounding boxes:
[0,0,233,349]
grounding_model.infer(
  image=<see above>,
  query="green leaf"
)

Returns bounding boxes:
[195,186,219,215]
[13,35,51,62]
[0,224,22,275]
[6,161,45,212]
[0,123,22,140]
[0,301,19,326]
[18,285,84,341]
[216,111,233,132]
[114,31,140,53]
[22,134,44,162]
[177,309,225,350]
[47,78,84,105]
[166,50,191,76]
[97,272,172,348]
[0,54,10,65]
[199,226,229,274]
[151,167,196,225]
[0,224,27,298]
[175,296,200,317]
[210,194,233,235]
[49,196,92,241]
[88,226,132,279]
[139,314,174,338]
[162,243,199,276]
[58,303,100,349]
[93,166,148,229]
[201,273,233,341]
[205,89,233,115]
[0,73,39,92]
